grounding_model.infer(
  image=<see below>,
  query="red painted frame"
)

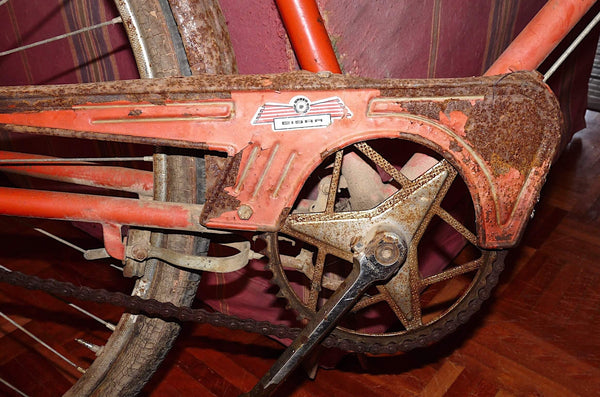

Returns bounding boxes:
[0,0,596,260]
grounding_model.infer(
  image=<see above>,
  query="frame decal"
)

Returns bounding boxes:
[251,95,352,131]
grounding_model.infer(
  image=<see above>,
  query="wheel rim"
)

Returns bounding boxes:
[69,0,236,395]
[0,0,235,395]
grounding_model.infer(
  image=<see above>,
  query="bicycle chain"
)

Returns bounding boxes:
[0,268,370,352]
[0,253,504,355]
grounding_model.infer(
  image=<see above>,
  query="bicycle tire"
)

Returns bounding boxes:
[65,0,235,395]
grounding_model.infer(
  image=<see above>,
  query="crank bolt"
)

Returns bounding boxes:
[375,244,398,265]
[238,204,254,220]
[372,232,407,266]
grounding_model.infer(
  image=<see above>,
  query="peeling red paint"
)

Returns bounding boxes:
[439,110,468,137]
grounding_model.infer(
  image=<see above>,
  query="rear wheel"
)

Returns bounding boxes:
[66,1,236,395]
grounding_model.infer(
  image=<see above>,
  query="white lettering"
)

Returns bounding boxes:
[273,115,332,131]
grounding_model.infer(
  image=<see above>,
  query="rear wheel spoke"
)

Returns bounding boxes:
[0,17,123,57]
[0,377,30,397]
[0,311,86,374]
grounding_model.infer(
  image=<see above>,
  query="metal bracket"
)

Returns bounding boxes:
[125,239,262,273]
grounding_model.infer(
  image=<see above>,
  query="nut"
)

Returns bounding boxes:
[130,244,149,261]
[238,204,253,220]
[368,231,407,266]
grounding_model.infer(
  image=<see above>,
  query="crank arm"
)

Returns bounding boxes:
[244,232,407,396]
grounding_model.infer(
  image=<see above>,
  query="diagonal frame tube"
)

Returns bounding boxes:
[485,0,598,75]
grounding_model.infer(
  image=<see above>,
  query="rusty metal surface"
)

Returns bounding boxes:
[168,0,237,75]
[200,153,243,224]
[264,236,504,349]
[275,155,455,334]
[264,139,499,346]
[366,73,562,247]
[284,159,452,256]
[125,239,261,273]
[124,228,152,277]
[0,70,563,248]
[0,69,556,110]
[113,0,182,78]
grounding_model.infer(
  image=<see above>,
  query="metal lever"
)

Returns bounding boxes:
[125,240,263,273]
[243,231,407,396]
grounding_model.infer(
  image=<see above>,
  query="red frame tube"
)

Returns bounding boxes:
[275,0,342,73]
[0,151,153,195]
[486,0,597,75]
[0,187,200,231]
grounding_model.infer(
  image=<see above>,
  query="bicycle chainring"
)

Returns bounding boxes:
[259,141,507,351]
[261,232,505,352]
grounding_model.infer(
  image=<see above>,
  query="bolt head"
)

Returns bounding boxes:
[131,245,149,261]
[375,242,400,265]
[238,204,253,220]
[371,231,407,266]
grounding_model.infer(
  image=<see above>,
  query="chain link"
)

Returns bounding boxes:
[0,254,503,356]
[0,268,380,352]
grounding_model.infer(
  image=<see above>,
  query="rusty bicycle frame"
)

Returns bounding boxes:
[0,0,594,262]
[0,0,598,394]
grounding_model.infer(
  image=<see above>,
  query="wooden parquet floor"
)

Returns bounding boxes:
[1,112,600,396]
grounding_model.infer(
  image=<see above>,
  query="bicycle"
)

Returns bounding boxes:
[0,0,597,395]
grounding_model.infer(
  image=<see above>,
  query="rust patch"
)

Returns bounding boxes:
[0,70,563,248]
[398,98,474,122]
[200,153,242,225]
[449,139,463,153]
[462,77,561,177]
[168,0,237,75]
[374,72,561,179]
